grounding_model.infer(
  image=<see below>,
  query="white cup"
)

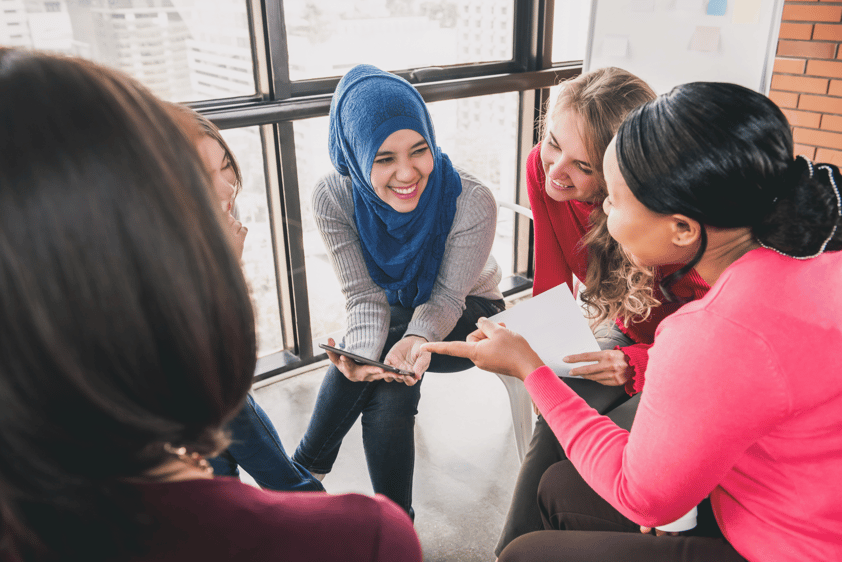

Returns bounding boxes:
[655,505,698,533]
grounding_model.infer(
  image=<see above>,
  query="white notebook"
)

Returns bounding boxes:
[488,284,600,377]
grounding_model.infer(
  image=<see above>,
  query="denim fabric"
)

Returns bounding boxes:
[293,296,505,515]
[208,394,324,492]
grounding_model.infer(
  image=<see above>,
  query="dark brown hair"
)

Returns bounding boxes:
[0,48,256,560]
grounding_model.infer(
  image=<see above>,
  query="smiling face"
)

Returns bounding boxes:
[197,135,238,213]
[540,109,602,204]
[370,128,434,213]
[603,138,698,268]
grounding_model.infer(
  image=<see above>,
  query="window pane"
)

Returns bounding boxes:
[3,0,256,102]
[285,0,515,81]
[298,92,521,343]
[552,0,591,63]
[220,127,285,358]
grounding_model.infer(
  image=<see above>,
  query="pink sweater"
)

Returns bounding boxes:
[525,248,842,562]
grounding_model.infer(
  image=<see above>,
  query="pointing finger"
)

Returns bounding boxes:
[421,341,474,359]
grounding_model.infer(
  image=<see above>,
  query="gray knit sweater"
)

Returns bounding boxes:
[312,167,503,360]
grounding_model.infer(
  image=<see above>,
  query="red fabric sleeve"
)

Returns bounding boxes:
[617,342,651,395]
[527,145,574,295]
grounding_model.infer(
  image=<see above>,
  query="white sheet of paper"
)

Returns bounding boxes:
[732,0,761,24]
[488,284,600,377]
[602,35,629,57]
[630,0,655,11]
[690,26,720,52]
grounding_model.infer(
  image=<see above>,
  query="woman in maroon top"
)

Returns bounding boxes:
[0,49,421,562]
[495,68,709,556]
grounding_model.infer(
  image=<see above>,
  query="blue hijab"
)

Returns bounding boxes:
[328,64,462,308]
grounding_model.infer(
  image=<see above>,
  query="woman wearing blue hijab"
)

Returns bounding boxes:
[293,64,504,518]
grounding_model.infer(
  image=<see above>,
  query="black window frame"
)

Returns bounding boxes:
[189,0,583,382]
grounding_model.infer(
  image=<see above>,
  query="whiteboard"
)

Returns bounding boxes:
[583,0,785,95]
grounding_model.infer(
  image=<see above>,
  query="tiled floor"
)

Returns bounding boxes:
[252,362,536,561]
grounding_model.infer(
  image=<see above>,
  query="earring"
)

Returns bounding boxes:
[163,443,214,475]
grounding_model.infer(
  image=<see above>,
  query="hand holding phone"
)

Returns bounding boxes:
[319,342,414,378]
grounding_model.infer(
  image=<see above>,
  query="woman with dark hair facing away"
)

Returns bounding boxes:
[494,67,710,556]
[425,82,842,561]
[293,64,504,518]
[174,106,324,493]
[0,48,420,562]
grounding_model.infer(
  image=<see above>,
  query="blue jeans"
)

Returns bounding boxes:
[209,394,324,492]
[293,296,506,516]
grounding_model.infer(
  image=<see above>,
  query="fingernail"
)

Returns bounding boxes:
[475,317,488,327]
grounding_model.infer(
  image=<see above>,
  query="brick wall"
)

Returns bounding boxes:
[770,1,842,165]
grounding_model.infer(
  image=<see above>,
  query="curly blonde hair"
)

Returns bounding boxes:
[543,67,660,326]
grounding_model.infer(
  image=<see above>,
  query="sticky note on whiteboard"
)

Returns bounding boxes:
[630,0,655,11]
[690,26,721,52]
[706,0,727,16]
[732,0,761,23]
[602,35,629,57]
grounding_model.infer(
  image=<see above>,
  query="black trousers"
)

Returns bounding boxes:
[498,461,746,562]
[494,323,636,556]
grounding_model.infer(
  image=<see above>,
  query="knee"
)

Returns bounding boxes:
[537,460,583,514]
[364,381,421,420]
[538,460,580,497]
[498,532,545,562]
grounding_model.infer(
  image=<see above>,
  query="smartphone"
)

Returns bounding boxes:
[318,343,414,377]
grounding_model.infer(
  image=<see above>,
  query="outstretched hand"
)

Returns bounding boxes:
[421,318,544,381]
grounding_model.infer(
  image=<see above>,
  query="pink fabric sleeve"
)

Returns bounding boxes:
[617,343,651,395]
[524,311,790,528]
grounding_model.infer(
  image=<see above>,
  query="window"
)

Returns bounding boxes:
[284,0,515,81]
[12,0,257,103]
[552,0,591,63]
[219,127,285,357]
[10,0,580,378]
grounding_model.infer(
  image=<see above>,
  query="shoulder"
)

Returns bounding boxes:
[312,171,355,220]
[527,143,543,169]
[526,144,544,185]
[312,171,353,210]
[454,166,496,217]
[140,479,421,561]
[654,249,814,341]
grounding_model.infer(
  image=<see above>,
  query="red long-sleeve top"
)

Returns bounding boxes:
[526,144,709,393]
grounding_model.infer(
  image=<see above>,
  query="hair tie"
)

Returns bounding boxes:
[768,155,810,206]
[758,160,841,259]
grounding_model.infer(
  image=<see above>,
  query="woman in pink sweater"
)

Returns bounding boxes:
[425,82,842,561]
